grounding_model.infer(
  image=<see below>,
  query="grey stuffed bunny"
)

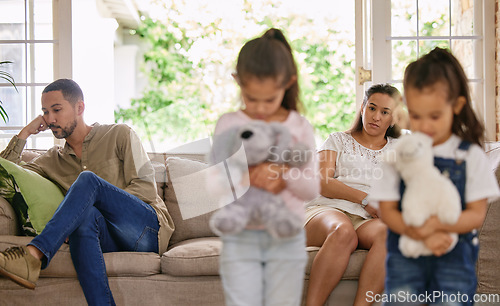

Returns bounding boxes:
[208,120,311,238]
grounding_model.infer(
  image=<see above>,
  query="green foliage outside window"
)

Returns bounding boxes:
[114,2,357,147]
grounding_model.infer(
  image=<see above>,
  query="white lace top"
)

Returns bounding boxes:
[306,131,396,219]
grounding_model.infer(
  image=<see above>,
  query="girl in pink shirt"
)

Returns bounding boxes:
[211,28,319,306]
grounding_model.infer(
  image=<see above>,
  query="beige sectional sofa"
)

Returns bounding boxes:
[0,146,499,305]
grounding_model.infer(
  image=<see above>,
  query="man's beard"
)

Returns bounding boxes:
[50,120,77,139]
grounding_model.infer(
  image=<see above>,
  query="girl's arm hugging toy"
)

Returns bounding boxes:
[208,120,311,239]
[386,132,461,258]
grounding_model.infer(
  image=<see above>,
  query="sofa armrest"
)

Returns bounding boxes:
[0,197,18,235]
[476,160,500,294]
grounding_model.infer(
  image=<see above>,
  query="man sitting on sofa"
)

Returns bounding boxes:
[0,79,174,305]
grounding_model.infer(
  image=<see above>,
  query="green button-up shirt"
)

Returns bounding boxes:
[1,123,174,254]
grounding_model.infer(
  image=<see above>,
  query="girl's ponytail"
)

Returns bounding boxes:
[262,28,293,53]
[235,28,302,112]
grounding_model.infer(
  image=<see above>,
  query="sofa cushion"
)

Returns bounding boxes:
[0,197,18,235]
[0,236,160,278]
[305,247,367,280]
[477,199,500,294]
[162,237,221,276]
[0,157,64,234]
[476,149,500,294]
[161,238,368,280]
[165,157,217,246]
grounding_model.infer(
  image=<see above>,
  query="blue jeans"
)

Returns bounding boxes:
[385,141,477,305]
[28,171,160,306]
[219,229,307,306]
[384,240,478,306]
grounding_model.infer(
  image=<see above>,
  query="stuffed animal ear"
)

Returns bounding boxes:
[269,122,292,161]
[208,128,241,165]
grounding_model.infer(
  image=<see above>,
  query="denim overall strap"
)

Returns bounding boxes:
[385,140,479,305]
[387,140,472,255]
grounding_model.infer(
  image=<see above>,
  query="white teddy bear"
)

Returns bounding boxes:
[388,132,461,258]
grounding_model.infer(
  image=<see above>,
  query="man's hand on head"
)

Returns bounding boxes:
[18,115,49,140]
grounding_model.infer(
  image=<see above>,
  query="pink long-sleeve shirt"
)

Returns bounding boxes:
[213,110,320,223]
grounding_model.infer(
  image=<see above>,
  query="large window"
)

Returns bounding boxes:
[0,1,497,151]
[357,0,496,140]
[0,0,71,149]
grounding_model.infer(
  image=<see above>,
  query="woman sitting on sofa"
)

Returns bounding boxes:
[304,84,404,306]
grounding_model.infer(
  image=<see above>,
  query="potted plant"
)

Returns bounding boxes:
[0,60,17,123]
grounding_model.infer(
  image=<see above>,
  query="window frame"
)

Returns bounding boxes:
[0,0,72,147]
[356,0,496,140]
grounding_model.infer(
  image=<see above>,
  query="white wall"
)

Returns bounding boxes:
[114,45,138,109]
[114,30,149,111]
[71,0,117,124]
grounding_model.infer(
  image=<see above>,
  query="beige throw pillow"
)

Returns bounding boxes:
[165,157,217,246]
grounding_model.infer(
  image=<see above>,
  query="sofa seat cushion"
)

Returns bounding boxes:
[305,247,367,280]
[162,237,369,281]
[0,236,160,278]
[162,237,221,277]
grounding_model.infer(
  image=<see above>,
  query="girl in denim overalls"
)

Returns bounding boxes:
[370,47,500,305]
